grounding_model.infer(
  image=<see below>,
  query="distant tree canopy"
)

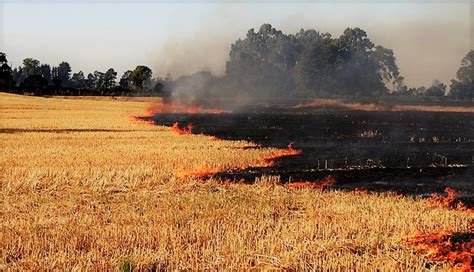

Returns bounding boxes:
[449,50,473,100]
[119,70,133,89]
[0,52,13,90]
[224,24,404,98]
[22,58,41,79]
[0,27,471,100]
[424,80,447,97]
[130,66,152,89]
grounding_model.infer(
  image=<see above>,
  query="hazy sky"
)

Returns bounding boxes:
[1,0,472,87]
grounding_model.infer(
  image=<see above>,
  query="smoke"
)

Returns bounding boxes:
[149,2,470,89]
[152,34,231,78]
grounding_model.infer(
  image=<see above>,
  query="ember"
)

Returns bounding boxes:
[405,229,474,271]
[171,122,193,135]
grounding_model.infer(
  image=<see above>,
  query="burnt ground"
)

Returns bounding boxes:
[146,107,474,204]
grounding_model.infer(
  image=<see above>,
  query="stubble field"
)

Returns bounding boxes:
[0,93,472,270]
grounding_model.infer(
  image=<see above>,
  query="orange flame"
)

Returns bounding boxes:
[286,176,336,190]
[353,187,369,194]
[405,229,473,271]
[260,142,303,167]
[171,122,193,135]
[175,142,303,181]
[209,136,220,141]
[428,188,472,212]
[176,166,221,180]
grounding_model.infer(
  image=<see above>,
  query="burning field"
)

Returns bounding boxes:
[1,93,473,270]
[145,98,474,203]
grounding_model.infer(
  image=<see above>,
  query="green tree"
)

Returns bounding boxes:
[130,66,152,89]
[20,75,48,95]
[103,68,117,89]
[12,67,23,84]
[425,80,446,97]
[93,71,105,89]
[58,62,72,86]
[86,73,95,89]
[22,58,41,78]
[225,24,402,98]
[51,66,62,90]
[39,64,51,83]
[0,52,13,91]
[119,70,133,89]
[71,71,86,89]
[449,50,473,100]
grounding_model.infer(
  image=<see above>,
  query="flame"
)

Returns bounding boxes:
[171,122,193,135]
[428,188,473,212]
[286,176,336,190]
[405,229,473,271]
[260,142,303,167]
[353,187,369,194]
[176,166,221,180]
[175,142,303,181]
[146,100,230,115]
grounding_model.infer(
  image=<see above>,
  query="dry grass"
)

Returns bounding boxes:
[0,93,472,270]
[295,98,474,112]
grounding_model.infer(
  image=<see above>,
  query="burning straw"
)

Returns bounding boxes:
[171,122,193,135]
[405,228,473,271]
[426,187,472,212]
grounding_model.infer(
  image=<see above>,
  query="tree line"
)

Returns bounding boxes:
[0,24,472,100]
[0,55,166,96]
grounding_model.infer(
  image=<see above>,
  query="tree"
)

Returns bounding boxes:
[51,66,62,90]
[93,71,105,89]
[331,28,388,96]
[39,64,51,83]
[71,71,86,89]
[294,34,338,96]
[57,62,72,87]
[449,50,473,100]
[372,46,404,91]
[0,52,13,91]
[456,50,474,84]
[425,80,446,97]
[86,73,95,89]
[225,24,402,98]
[130,66,152,89]
[20,75,48,95]
[119,70,133,89]
[226,24,297,97]
[103,68,117,89]
[22,58,41,78]
[12,67,23,84]
[415,86,427,96]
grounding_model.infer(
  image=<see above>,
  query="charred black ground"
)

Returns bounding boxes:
[146,106,474,203]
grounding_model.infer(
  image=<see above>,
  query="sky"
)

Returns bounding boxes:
[0,0,472,87]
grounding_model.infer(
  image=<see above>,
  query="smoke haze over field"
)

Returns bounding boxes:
[1,1,472,87]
